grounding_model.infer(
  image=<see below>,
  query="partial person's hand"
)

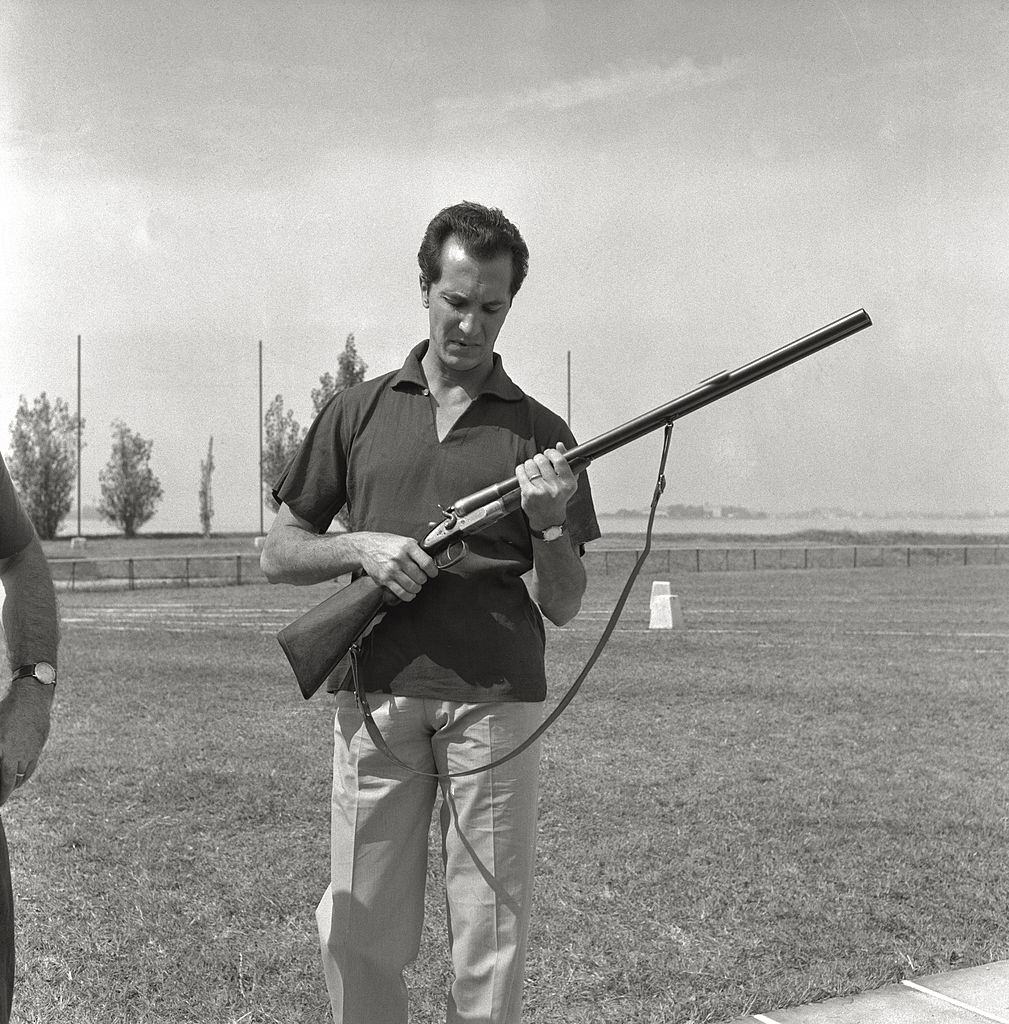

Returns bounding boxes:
[355,532,439,602]
[516,441,577,532]
[0,682,53,806]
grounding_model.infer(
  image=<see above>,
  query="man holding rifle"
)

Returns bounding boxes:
[262,201,599,1024]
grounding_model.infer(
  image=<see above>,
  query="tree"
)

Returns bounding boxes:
[307,333,368,529]
[261,333,367,518]
[98,420,164,537]
[6,392,82,540]
[310,332,368,415]
[198,436,214,537]
[261,395,304,513]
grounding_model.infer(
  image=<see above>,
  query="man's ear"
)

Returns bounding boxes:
[420,275,430,308]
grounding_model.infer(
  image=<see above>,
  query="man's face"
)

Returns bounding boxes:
[421,237,513,376]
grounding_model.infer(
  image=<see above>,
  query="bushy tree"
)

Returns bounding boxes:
[261,395,304,513]
[198,436,214,537]
[310,332,368,415]
[98,420,163,537]
[7,392,82,540]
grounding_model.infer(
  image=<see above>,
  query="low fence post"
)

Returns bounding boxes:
[128,559,135,591]
[236,554,242,586]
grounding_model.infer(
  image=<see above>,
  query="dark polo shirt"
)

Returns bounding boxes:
[0,455,35,559]
[274,341,600,702]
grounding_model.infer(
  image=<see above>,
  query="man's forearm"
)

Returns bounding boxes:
[0,538,59,671]
[261,526,369,586]
[262,505,438,600]
[527,538,586,626]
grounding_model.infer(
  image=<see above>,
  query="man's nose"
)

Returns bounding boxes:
[459,312,478,335]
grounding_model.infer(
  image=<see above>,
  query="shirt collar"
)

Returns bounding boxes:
[390,341,525,402]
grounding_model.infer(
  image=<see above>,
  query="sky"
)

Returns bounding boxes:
[2,0,1007,533]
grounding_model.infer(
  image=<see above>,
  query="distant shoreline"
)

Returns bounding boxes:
[594,529,1009,549]
[594,512,1009,545]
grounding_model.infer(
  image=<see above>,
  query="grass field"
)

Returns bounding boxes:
[3,558,1008,1023]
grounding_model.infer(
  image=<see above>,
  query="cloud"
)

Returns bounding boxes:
[436,57,748,120]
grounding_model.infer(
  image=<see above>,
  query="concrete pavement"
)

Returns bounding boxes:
[728,961,1009,1023]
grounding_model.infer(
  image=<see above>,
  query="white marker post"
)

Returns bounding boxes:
[649,581,684,629]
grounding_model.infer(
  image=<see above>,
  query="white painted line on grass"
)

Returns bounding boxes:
[901,979,1009,1024]
[752,1014,783,1024]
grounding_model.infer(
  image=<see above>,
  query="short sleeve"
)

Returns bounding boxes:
[0,454,36,559]
[271,395,350,533]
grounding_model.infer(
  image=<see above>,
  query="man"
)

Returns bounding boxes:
[0,453,59,1024]
[262,201,599,1024]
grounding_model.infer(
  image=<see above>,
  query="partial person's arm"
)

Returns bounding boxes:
[517,442,587,626]
[260,505,438,603]
[0,536,59,805]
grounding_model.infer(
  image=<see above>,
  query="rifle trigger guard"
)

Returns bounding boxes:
[435,541,467,569]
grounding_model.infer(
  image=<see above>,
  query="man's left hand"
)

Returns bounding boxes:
[516,441,578,532]
[0,683,53,806]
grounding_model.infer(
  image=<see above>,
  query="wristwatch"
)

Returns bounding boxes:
[12,662,57,688]
[529,522,567,542]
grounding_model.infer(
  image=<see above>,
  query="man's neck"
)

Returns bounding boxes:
[421,348,495,402]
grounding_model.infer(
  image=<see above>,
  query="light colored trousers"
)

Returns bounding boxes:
[316,691,544,1024]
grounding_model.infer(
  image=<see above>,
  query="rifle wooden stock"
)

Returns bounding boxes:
[277,576,386,699]
[276,309,872,699]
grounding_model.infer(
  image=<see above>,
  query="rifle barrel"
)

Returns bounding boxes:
[450,309,871,518]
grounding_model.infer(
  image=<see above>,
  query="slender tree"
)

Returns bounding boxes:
[7,392,83,540]
[261,395,304,513]
[97,420,164,538]
[198,436,214,537]
[310,332,368,415]
[262,334,367,517]
[307,333,368,528]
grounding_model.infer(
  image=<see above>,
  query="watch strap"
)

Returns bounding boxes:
[13,663,57,687]
[529,521,567,541]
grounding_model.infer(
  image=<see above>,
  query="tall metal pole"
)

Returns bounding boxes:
[566,350,571,428]
[76,334,82,537]
[258,340,264,536]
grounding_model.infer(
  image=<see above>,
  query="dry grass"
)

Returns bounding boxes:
[3,559,1007,1022]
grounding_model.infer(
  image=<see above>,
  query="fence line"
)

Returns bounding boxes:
[46,544,1006,592]
[51,553,264,591]
[592,543,1005,575]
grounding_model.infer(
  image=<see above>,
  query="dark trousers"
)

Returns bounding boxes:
[0,817,13,1024]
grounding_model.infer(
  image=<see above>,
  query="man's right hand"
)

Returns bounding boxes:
[354,533,438,602]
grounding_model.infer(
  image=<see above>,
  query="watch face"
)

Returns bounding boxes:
[33,662,57,685]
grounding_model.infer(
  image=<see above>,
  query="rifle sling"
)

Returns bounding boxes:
[350,420,676,780]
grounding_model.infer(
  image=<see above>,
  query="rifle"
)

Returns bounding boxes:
[277,308,872,699]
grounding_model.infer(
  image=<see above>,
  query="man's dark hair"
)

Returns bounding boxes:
[418,201,529,298]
